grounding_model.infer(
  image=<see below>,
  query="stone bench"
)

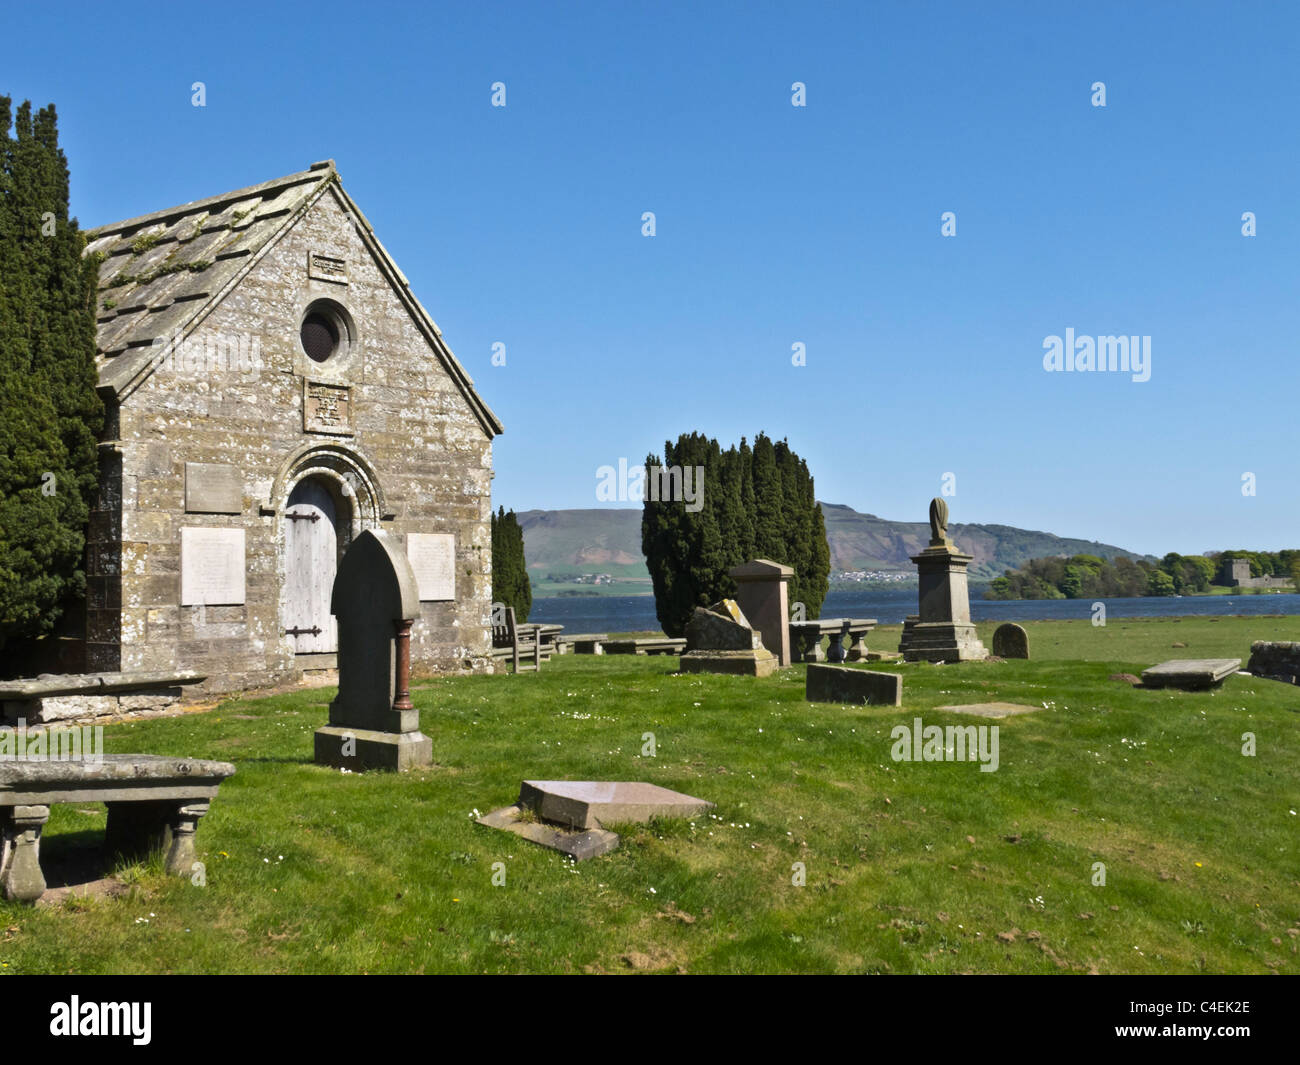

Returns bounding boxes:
[790,619,878,663]
[0,754,235,903]
[555,634,609,655]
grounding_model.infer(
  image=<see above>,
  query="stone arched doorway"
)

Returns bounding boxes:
[269,442,389,661]
[281,476,352,655]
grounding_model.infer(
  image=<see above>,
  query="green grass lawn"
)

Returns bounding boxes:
[3,615,1298,974]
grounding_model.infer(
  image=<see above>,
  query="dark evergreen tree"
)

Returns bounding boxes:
[642,430,829,636]
[490,506,532,623]
[749,432,786,562]
[0,98,103,651]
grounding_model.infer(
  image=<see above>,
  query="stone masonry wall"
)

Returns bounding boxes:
[100,186,495,693]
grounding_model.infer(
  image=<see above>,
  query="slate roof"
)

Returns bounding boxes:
[84,161,503,437]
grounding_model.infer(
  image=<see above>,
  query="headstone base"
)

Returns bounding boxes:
[679,649,777,677]
[902,622,988,663]
[314,725,432,772]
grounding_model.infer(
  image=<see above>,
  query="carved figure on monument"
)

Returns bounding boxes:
[929,497,951,547]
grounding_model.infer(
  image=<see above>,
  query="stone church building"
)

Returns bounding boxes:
[81,161,502,692]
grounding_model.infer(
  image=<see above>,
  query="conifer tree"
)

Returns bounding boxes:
[642,430,828,636]
[0,98,103,651]
[491,506,532,623]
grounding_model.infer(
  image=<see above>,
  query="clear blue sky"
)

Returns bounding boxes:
[8,0,1298,556]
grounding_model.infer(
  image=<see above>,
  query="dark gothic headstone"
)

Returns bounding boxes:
[314,529,432,771]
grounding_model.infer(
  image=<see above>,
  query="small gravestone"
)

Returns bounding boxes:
[314,529,432,771]
[805,663,902,706]
[992,623,1029,659]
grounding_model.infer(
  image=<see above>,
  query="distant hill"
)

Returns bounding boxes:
[817,503,1152,580]
[516,504,1151,586]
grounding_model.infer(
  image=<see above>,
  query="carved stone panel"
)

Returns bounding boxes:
[303,381,351,436]
[308,252,348,284]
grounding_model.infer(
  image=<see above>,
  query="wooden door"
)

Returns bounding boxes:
[283,478,339,654]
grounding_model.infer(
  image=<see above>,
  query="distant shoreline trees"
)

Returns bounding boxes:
[0,98,103,651]
[490,507,532,623]
[641,431,830,637]
[985,549,1300,600]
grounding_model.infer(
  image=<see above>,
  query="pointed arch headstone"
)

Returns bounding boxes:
[313,529,432,771]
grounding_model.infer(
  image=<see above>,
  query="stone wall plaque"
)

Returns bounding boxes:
[180,527,246,606]
[304,381,351,436]
[407,533,455,601]
[308,252,348,284]
[184,462,243,514]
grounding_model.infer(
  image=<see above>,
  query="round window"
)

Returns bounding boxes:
[301,312,339,362]
[299,299,354,363]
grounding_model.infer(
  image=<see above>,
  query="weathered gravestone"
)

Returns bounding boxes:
[679,599,777,677]
[992,623,1029,659]
[805,663,903,706]
[314,529,432,771]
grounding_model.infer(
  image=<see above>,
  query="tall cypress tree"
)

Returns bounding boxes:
[749,432,786,562]
[0,98,102,652]
[643,430,829,636]
[491,506,532,624]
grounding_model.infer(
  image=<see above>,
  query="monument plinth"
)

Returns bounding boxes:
[314,529,433,771]
[903,498,988,663]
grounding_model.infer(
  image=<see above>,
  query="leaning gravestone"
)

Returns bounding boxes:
[992,623,1029,659]
[314,529,432,771]
[679,599,777,677]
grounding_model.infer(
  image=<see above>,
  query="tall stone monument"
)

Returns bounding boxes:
[729,558,793,667]
[314,529,433,771]
[903,498,988,663]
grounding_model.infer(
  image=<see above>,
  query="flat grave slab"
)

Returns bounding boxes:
[934,701,1041,719]
[1141,658,1241,691]
[477,780,714,860]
